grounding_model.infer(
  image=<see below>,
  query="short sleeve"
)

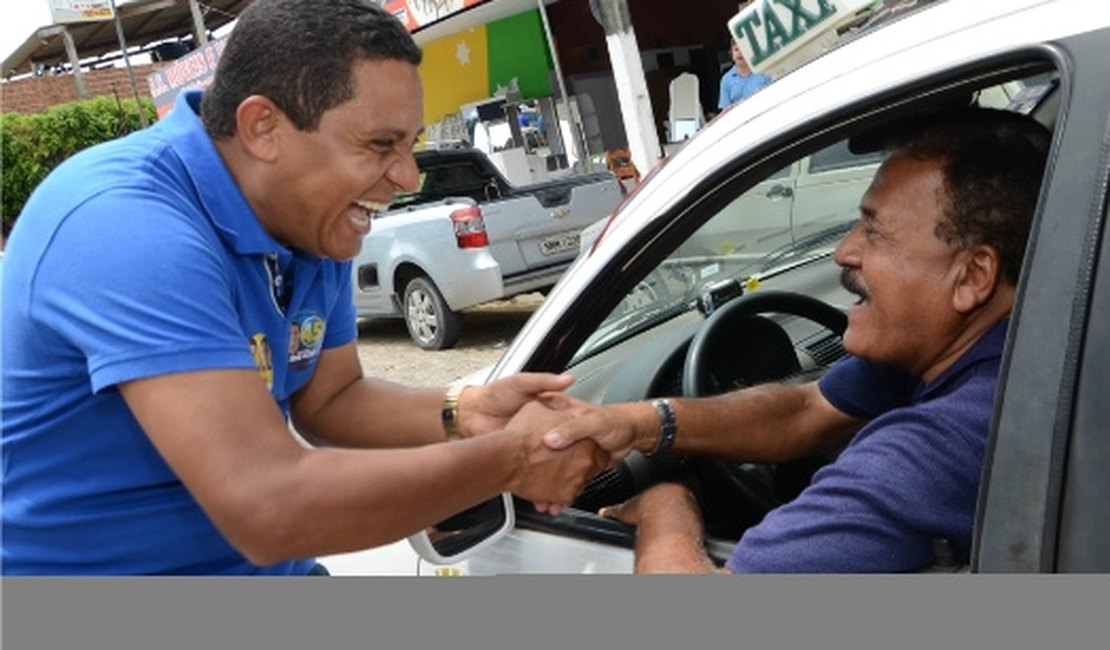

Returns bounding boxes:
[30,190,255,393]
[322,262,356,350]
[818,355,920,420]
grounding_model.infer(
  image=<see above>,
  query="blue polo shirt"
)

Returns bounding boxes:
[726,321,1007,573]
[1,90,356,574]
[718,67,771,109]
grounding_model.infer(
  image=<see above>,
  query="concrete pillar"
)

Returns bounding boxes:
[188,0,209,46]
[110,0,149,127]
[591,0,661,179]
[60,28,89,100]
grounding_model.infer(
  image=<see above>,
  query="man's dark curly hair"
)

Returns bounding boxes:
[200,0,422,138]
[884,107,1052,285]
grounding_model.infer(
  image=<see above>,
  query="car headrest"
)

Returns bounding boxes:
[848,93,978,154]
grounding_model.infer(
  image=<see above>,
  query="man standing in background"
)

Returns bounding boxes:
[718,37,771,110]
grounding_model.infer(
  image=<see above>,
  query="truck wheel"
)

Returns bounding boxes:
[403,276,461,350]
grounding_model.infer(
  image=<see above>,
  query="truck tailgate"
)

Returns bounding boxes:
[483,179,622,277]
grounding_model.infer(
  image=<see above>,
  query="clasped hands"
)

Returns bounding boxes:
[472,373,643,516]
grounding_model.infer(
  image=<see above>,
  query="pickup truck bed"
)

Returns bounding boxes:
[352,147,624,349]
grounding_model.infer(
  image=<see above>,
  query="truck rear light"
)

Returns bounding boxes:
[450,205,489,249]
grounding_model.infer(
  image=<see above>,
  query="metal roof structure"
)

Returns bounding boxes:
[2,0,251,79]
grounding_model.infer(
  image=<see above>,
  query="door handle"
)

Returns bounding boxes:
[766,185,794,199]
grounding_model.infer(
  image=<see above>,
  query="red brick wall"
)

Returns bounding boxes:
[2,62,169,115]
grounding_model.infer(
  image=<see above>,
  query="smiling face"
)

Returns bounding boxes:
[834,153,970,378]
[259,58,424,260]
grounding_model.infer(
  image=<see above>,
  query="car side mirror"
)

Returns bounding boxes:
[407,493,514,564]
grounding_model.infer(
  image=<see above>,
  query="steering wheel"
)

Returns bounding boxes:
[680,291,848,521]
[683,290,847,396]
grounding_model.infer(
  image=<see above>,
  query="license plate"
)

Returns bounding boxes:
[539,232,580,255]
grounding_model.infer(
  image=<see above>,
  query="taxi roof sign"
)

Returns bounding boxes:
[729,0,883,79]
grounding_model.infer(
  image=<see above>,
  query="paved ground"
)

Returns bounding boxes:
[354,292,544,387]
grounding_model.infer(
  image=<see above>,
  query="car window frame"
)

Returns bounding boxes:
[496,54,1072,565]
[536,57,1060,376]
[973,33,1110,573]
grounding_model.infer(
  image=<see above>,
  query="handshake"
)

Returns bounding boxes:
[460,373,651,514]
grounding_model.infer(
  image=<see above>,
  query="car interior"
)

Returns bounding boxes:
[502,59,1063,569]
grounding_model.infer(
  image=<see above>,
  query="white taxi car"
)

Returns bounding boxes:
[337,0,1110,575]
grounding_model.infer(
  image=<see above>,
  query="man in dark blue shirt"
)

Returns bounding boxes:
[543,108,1051,573]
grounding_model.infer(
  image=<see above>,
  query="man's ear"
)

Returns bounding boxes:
[952,245,1002,313]
[234,95,285,163]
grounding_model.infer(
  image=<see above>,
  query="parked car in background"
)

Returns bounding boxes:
[330,0,1108,575]
[351,146,623,349]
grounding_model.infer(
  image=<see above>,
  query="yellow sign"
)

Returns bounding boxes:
[420,26,490,126]
[48,0,115,25]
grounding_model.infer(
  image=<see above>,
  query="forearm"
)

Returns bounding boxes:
[292,376,447,448]
[628,484,718,574]
[288,342,451,448]
[122,368,496,564]
[294,348,577,450]
[231,432,521,564]
[238,402,607,564]
[647,382,862,463]
[124,366,606,568]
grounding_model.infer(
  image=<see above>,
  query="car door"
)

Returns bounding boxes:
[677,162,795,261]
[400,0,1109,576]
[466,72,1070,576]
[973,26,1110,573]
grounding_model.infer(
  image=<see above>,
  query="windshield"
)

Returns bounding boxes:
[570,139,882,365]
[567,73,1056,366]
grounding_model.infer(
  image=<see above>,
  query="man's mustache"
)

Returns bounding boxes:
[841,268,867,298]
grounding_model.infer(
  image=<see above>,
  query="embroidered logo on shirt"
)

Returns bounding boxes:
[289,313,325,370]
[249,333,274,390]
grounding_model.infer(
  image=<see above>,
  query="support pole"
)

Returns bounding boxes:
[537,0,590,170]
[188,0,209,47]
[592,0,662,179]
[60,28,89,99]
[110,0,149,127]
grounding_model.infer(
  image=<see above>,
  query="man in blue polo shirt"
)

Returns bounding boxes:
[1,0,606,575]
[541,108,1051,572]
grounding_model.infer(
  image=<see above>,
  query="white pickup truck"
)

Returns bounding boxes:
[351,147,624,349]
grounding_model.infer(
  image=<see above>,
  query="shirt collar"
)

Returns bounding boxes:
[921,319,1009,398]
[163,89,289,259]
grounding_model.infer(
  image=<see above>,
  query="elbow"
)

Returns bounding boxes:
[222,509,307,568]
[205,484,311,568]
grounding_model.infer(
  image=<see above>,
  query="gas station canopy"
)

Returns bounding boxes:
[2,0,249,78]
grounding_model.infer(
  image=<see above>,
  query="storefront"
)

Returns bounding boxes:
[397,0,890,182]
[392,0,754,181]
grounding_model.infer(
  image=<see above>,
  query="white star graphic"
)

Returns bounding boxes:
[456,40,471,66]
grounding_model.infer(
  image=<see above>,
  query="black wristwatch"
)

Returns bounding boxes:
[648,398,677,455]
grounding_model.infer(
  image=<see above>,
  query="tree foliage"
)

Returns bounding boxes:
[2,95,156,236]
